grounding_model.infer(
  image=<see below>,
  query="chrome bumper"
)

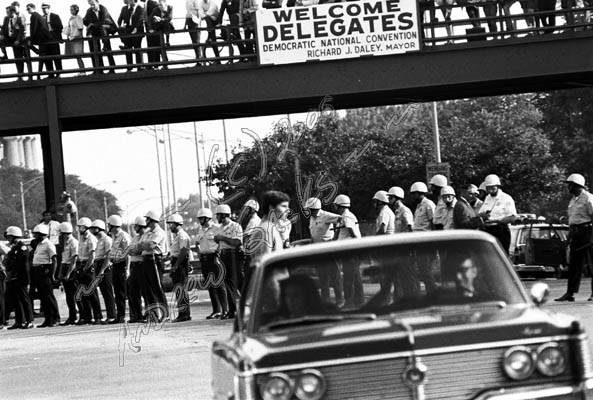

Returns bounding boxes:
[475,379,593,400]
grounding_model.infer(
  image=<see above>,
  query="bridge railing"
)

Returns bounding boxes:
[1,4,593,82]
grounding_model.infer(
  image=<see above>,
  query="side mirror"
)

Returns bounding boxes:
[530,282,550,306]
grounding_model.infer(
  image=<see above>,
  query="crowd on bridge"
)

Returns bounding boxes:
[1,171,591,329]
[0,0,590,80]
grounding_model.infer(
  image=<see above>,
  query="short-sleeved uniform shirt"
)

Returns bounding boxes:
[196,222,220,254]
[78,231,98,261]
[95,232,113,260]
[568,190,593,225]
[376,205,395,234]
[61,235,79,264]
[479,190,517,221]
[126,232,145,262]
[218,220,243,250]
[413,197,436,231]
[393,203,414,233]
[170,228,191,257]
[434,198,457,230]
[337,209,361,240]
[32,238,57,265]
[142,225,167,256]
[309,210,341,243]
[110,230,131,263]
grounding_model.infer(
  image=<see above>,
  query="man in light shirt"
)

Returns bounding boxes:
[91,219,116,323]
[434,186,457,230]
[124,216,150,323]
[185,0,202,62]
[411,182,435,231]
[76,217,101,325]
[198,0,220,60]
[107,215,130,324]
[373,190,395,235]
[240,199,260,283]
[141,210,169,322]
[388,186,413,233]
[30,224,59,328]
[57,222,79,326]
[478,174,517,254]
[167,214,192,322]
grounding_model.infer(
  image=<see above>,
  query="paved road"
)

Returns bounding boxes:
[1,279,593,400]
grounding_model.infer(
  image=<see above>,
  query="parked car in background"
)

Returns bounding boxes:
[211,230,593,400]
[509,219,570,279]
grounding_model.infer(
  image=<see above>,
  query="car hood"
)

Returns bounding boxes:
[241,306,578,369]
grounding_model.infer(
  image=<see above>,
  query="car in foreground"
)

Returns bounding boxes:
[211,230,593,400]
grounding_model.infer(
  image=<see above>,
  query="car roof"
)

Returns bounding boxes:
[257,230,501,267]
[510,224,569,229]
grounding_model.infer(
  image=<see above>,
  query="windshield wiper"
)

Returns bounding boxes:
[265,313,377,330]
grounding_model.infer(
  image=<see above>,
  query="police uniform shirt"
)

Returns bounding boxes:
[244,214,261,237]
[196,222,220,254]
[170,228,191,257]
[309,210,340,243]
[479,190,517,221]
[44,220,61,245]
[32,238,57,265]
[434,199,457,230]
[125,233,144,262]
[61,235,79,264]
[337,209,361,240]
[110,230,131,263]
[218,220,243,250]
[393,203,414,233]
[95,232,113,260]
[568,190,593,225]
[78,231,98,261]
[413,197,436,231]
[141,225,167,256]
[376,205,396,234]
[473,198,484,214]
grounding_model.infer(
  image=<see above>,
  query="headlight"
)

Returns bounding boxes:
[295,369,326,400]
[503,346,536,380]
[536,343,567,377]
[259,373,293,400]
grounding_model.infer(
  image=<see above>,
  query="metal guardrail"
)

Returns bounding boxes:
[1,4,592,82]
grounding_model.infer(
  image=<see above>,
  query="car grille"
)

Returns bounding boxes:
[315,346,573,400]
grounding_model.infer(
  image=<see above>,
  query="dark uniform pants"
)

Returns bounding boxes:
[76,262,103,321]
[220,249,242,314]
[111,261,127,320]
[319,257,344,305]
[95,260,116,319]
[201,254,227,314]
[5,280,33,324]
[567,224,593,295]
[127,261,147,321]
[0,277,5,324]
[141,255,169,320]
[484,224,511,255]
[30,265,60,324]
[342,257,364,307]
[171,257,191,318]
[59,263,81,321]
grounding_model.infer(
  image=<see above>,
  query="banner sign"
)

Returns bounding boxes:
[256,0,420,65]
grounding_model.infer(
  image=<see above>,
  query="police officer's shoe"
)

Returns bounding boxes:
[554,293,575,302]
[171,316,192,323]
[75,319,90,325]
[37,321,53,328]
[59,319,76,326]
[7,324,23,330]
[108,318,125,325]
[206,312,221,320]
[22,322,34,329]
[588,296,593,302]
[92,320,103,325]
[220,312,231,320]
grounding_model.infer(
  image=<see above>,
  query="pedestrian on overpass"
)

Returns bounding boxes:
[107,215,130,324]
[167,214,192,323]
[30,224,59,328]
[147,0,173,67]
[76,217,102,325]
[124,216,149,323]
[196,207,227,319]
[4,226,33,329]
[373,190,395,235]
[306,197,344,306]
[91,219,116,323]
[388,186,413,233]
[83,0,117,74]
[198,0,221,62]
[556,174,593,302]
[141,210,169,322]
[57,222,79,326]
[478,174,517,254]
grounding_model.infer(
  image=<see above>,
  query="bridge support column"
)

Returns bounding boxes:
[41,86,65,212]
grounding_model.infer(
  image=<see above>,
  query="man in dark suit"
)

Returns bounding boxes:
[147,0,173,67]
[118,0,145,71]
[83,0,117,74]
[40,3,62,75]
[1,6,27,78]
[26,3,54,78]
[142,0,160,68]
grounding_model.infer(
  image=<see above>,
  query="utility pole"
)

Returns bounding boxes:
[222,119,230,165]
[193,122,203,208]
[432,101,441,163]
[200,131,212,209]
[20,181,27,231]
[167,124,178,212]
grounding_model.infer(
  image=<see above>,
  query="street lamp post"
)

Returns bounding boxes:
[166,124,178,212]
[19,175,43,232]
[192,122,204,208]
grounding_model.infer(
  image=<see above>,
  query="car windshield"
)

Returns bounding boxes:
[253,239,527,332]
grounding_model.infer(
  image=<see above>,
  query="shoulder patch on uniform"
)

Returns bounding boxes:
[21,246,27,251]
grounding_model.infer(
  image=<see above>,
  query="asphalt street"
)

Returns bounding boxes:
[1,279,593,400]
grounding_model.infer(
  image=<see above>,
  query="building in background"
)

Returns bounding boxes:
[0,136,43,170]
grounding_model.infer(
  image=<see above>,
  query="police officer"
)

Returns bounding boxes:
[333,195,363,308]
[4,226,33,329]
[108,215,130,324]
[125,216,149,323]
[240,199,260,286]
[467,184,483,213]
[30,224,60,327]
[429,174,448,205]
[435,186,457,230]
[411,182,435,231]
[57,222,79,326]
[373,190,395,235]
[167,214,192,323]
[76,217,102,325]
[196,208,227,320]
[431,175,450,230]
[41,210,62,271]
[478,174,517,254]
[388,186,413,233]
[478,182,487,203]
[91,219,116,323]
[141,210,169,322]
[556,174,593,302]
[214,204,243,320]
